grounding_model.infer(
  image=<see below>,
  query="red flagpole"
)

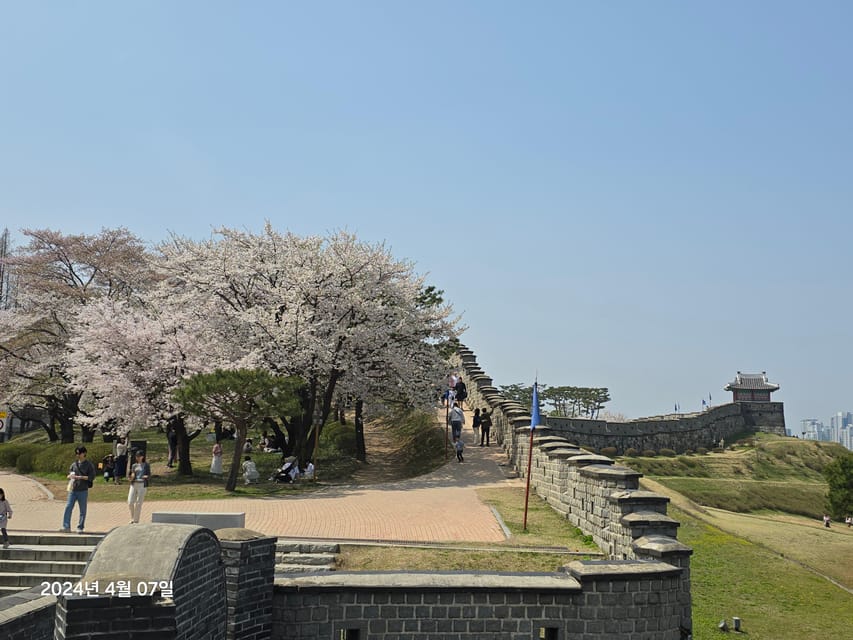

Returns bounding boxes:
[522,426,535,531]
[523,380,541,532]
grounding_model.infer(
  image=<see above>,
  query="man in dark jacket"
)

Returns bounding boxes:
[61,446,96,533]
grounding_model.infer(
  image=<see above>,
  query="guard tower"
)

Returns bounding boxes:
[724,371,779,402]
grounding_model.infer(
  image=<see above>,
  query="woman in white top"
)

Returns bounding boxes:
[127,450,151,524]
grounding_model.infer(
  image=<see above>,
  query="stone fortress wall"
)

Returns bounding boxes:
[545,403,785,455]
[453,346,694,636]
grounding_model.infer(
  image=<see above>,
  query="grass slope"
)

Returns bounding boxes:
[623,434,845,518]
[676,505,853,639]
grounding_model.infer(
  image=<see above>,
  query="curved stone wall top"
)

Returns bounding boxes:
[83,523,216,584]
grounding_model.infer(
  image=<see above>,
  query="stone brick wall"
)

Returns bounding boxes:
[455,346,786,456]
[217,529,277,640]
[454,345,693,633]
[53,523,227,640]
[545,402,786,454]
[273,563,686,640]
[0,590,55,640]
[55,595,177,639]
[172,527,227,639]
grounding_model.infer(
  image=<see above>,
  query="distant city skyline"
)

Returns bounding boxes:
[799,412,853,451]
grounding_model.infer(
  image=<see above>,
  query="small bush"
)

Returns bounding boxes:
[684,449,694,455]
[678,456,698,468]
[600,447,618,458]
[696,447,708,455]
[660,448,677,457]
[712,447,724,454]
[642,450,657,457]
[16,450,36,473]
[624,447,639,457]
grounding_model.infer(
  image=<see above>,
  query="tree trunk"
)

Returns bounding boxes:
[39,419,59,442]
[171,415,195,476]
[263,417,289,454]
[355,398,366,463]
[58,415,75,444]
[225,420,248,492]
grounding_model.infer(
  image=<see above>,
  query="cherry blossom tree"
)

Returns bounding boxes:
[65,267,259,475]
[157,224,461,462]
[0,228,151,442]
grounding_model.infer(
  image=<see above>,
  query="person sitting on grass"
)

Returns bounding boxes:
[242,455,260,484]
[271,458,298,483]
[101,454,116,483]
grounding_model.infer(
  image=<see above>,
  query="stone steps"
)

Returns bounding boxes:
[274,539,339,575]
[0,533,101,598]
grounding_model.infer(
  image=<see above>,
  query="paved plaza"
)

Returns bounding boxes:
[0,425,519,543]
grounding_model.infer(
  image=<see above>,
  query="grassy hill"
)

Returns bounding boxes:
[623,434,853,638]
[622,433,845,518]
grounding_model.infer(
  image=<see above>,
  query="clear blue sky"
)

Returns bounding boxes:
[2,2,851,428]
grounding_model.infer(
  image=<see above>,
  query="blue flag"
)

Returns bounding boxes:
[531,382,541,431]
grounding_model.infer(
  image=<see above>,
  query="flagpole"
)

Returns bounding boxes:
[522,381,541,532]
[522,425,535,531]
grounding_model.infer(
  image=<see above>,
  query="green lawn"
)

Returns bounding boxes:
[675,505,853,639]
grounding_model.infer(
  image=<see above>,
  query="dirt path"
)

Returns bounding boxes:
[349,417,416,485]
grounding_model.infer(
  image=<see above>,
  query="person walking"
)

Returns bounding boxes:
[61,446,96,533]
[211,440,224,475]
[448,404,465,440]
[127,450,151,524]
[454,377,468,410]
[454,436,465,463]
[0,487,13,548]
[472,408,481,438]
[480,409,493,446]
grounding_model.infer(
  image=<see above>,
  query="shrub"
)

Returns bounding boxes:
[319,422,357,455]
[624,447,639,457]
[34,444,95,475]
[16,450,36,473]
[0,444,26,468]
[696,447,708,455]
[600,447,618,458]
[684,449,694,455]
[642,450,657,457]
[660,448,677,457]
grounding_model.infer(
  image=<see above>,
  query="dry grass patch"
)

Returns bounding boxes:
[337,546,576,573]
[698,507,853,590]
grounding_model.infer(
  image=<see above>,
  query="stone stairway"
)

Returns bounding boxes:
[0,532,101,597]
[275,539,339,575]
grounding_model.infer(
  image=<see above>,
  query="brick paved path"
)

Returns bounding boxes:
[0,418,520,543]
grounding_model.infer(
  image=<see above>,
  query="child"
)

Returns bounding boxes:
[454,436,464,463]
[0,487,12,548]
